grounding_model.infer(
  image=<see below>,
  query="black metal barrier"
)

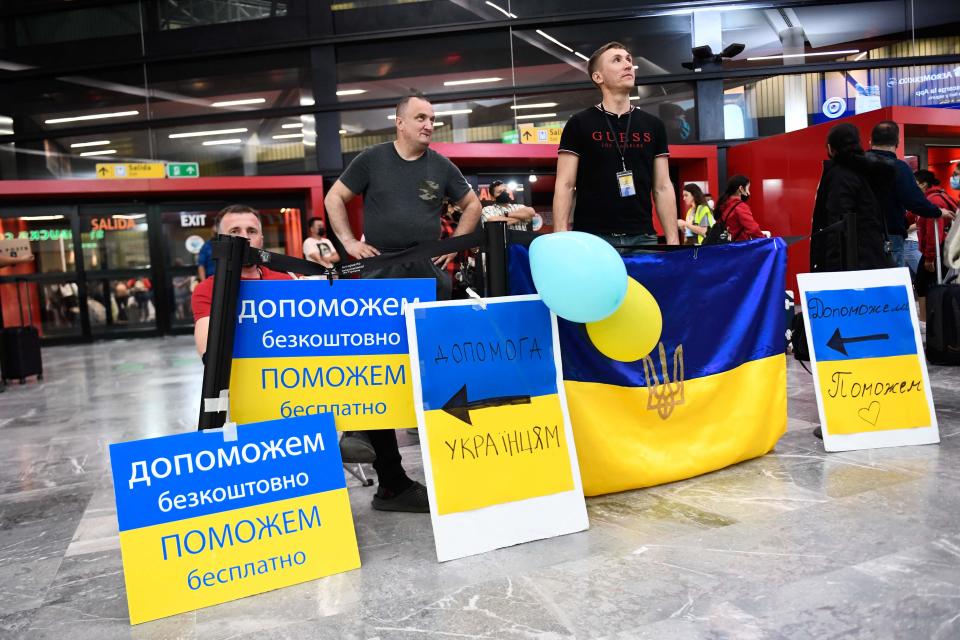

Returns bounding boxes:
[195,225,809,430]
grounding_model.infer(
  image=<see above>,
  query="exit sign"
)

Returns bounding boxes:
[166,162,199,178]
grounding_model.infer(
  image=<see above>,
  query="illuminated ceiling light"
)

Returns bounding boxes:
[511,103,558,110]
[44,110,139,124]
[0,115,13,125]
[574,52,590,62]
[336,89,367,96]
[485,1,517,18]
[300,97,315,106]
[514,112,557,120]
[70,140,111,148]
[443,77,503,86]
[387,108,472,120]
[169,128,248,139]
[112,214,146,219]
[434,122,445,127]
[528,174,538,183]
[272,133,304,139]
[79,149,117,156]
[281,122,304,129]
[747,49,859,61]
[21,215,65,221]
[0,129,13,135]
[629,95,640,101]
[201,138,242,146]
[211,98,266,107]
[536,30,573,53]
[950,158,960,164]
[854,51,868,61]
[507,181,519,190]
[338,129,347,135]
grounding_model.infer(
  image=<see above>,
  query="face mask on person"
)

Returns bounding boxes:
[707,199,715,209]
[739,189,750,203]
[495,191,512,204]
[951,174,960,190]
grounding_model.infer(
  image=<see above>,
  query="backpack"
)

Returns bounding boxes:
[703,202,734,245]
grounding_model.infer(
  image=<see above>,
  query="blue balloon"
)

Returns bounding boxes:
[529,232,628,323]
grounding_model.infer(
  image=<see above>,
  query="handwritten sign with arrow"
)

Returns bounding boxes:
[405,295,588,561]
[798,269,939,452]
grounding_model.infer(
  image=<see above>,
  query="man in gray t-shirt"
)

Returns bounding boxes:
[323,93,481,514]
[325,93,481,300]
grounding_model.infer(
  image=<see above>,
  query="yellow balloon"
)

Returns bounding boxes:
[586,278,663,362]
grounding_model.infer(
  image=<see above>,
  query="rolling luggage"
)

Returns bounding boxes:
[925,218,960,365]
[1,280,43,384]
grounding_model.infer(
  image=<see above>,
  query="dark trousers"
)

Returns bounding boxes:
[367,429,409,491]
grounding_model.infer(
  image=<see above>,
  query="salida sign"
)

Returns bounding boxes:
[90,217,139,231]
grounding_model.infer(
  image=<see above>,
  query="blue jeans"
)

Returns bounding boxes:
[904,239,921,277]
[595,233,659,255]
[888,235,905,268]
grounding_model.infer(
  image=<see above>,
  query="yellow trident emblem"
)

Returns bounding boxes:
[641,342,685,419]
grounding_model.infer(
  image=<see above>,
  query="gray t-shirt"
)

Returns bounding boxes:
[339,142,471,250]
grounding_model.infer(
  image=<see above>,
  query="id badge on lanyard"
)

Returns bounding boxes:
[616,169,636,197]
[602,105,636,198]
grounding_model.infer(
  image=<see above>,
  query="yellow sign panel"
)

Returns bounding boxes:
[816,354,931,434]
[424,394,575,515]
[519,125,562,145]
[95,163,166,179]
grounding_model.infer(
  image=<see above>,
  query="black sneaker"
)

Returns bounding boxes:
[340,431,376,463]
[372,481,430,513]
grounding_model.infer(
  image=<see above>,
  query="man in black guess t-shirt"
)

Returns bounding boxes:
[553,41,679,251]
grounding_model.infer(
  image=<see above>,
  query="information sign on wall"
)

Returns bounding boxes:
[797,268,939,452]
[230,279,435,429]
[109,414,359,624]
[519,124,562,145]
[406,295,588,561]
[95,163,166,179]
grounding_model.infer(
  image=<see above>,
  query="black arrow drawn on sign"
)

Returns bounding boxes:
[97,167,108,176]
[826,328,889,356]
[442,384,531,425]
[522,130,532,140]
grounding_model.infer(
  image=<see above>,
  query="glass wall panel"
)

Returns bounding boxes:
[157,0,288,29]
[0,208,76,274]
[86,276,157,333]
[336,31,513,103]
[78,208,151,271]
[511,16,693,87]
[145,51,312,120]
[331,0,495,35]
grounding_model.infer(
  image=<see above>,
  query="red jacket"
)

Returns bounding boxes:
[719,197,764,242]
[917,187,956,263]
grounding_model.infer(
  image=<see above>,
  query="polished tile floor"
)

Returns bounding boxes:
[0,335,958,639]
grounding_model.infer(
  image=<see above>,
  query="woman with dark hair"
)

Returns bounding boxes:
[716,175,765,241]
[677,183,714,245]
[810,123,895,272]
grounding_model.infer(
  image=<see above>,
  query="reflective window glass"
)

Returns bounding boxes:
[78,210,151,271]
[158,0,288,29]
[0,210,76,274]
[331,0,494,35]
[161,208,217,271]
[0,280,83,338]
[86,276,157,333]
[145,52,312,120]
[336,31,513,103]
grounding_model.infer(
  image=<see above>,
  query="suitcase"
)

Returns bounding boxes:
[925,218,960,365]
[1,280,43,384]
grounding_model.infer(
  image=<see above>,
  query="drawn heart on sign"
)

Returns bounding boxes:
[858,401,881,426]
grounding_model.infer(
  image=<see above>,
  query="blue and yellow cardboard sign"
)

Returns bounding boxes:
[109,414,359,624]
[798,269,939,451]
[229,279,435,429]
[406,295,588,562]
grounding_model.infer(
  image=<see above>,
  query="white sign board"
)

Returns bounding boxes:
[797,268,939,452]
[405,295,588,562]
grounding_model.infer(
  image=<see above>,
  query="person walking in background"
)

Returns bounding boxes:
[866,121,951,267]
[913,169,956,318]
[810,123,894,273]
[677,183,714,245]
[715,175,766,242]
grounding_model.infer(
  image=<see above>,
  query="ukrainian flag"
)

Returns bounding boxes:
[509,238,788,496]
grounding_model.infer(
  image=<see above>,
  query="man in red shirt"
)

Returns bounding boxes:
[192,204,428,513]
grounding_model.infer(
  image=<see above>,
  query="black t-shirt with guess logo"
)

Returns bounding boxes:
[558,104,669,235]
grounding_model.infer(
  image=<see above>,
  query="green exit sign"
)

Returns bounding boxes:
[166,162,199,178]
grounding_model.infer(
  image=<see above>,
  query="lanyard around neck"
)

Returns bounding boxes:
[600,103,633,171]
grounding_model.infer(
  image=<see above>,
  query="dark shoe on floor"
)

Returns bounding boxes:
[813,426,823,440]
[340,431,376,463]
[372,481,430,513]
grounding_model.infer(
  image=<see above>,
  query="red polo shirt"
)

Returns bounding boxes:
[191,267,293,322]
